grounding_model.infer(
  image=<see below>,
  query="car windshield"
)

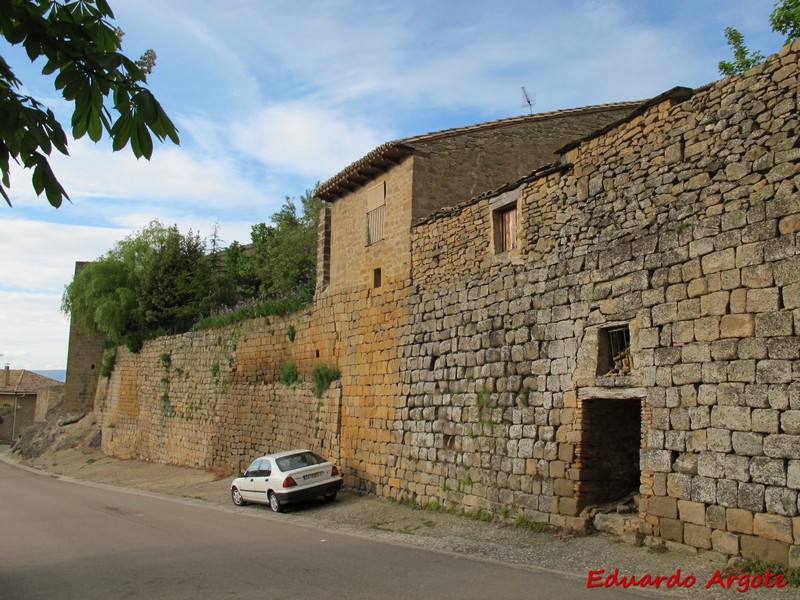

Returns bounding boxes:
[276,451,326,472]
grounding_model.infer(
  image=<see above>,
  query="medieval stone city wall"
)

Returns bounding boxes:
[404,40,800,564]
[93,39,799,564]
[97,311,343,471]
[96,275,408,494]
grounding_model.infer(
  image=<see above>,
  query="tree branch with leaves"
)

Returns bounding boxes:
[719,0,800,76]
[0,0,179,207]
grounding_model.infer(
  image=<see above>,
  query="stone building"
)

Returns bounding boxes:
[0,366,63,441]
[315,101,640,296]
[72,39,800,565]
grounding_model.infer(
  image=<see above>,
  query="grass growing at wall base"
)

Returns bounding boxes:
[729,558,800,587]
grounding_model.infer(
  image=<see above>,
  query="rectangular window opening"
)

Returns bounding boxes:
[493,204,517,254]
[597,325,632,376]
[366,182,386,246]
[373,267,382,288]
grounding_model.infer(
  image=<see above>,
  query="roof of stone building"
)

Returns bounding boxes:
[316,100,643,202]
[412,87,700,228]
[0,369,63,395]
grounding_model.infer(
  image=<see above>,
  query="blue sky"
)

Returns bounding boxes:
[0,0,788,370]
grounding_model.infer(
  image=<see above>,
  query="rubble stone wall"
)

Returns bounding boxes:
[403,40,800,564]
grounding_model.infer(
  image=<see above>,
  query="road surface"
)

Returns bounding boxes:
[0,459,652,599]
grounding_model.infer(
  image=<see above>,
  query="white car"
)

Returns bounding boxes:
[230,449,343,512]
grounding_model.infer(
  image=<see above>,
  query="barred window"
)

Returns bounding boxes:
[366,182,385,246]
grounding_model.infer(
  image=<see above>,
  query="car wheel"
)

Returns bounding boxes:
[231,487,247,506]
[268,491,283,513]
[324,491,337,501]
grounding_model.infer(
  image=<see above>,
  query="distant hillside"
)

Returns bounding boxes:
[33,370,66,382]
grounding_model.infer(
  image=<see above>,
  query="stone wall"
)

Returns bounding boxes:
[402,40,800,564]
[97,276,407,494]
[97,314,342,471]
[93,40,799,565]
[410,105,637,221]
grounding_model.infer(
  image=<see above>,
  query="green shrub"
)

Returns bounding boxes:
[278,361,298,385]
[287,325,296,342]
[100,349,117,378]
[311,364,341,398]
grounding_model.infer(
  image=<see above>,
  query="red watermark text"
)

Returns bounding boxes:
[587,568,787,592]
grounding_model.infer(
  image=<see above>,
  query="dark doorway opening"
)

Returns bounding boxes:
[577,398,641,507]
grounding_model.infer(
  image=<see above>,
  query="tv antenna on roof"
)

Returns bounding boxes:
[521,86,535,114]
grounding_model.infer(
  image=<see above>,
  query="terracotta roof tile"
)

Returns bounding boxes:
[0,369,63,395]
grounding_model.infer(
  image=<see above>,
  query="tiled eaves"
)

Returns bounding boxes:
[316,100,643,202]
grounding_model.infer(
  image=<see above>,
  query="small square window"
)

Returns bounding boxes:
[597,325,632,376]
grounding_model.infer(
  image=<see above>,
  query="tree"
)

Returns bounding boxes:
[138,225,207,334]
[249,189,323,301]
[770,0,800,44]
[62,221,205,350]
[719,0,800,76]
[0,0,179,207]
[718,27,765,76]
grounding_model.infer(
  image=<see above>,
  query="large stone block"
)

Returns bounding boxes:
[753,513,794,543]
[720,314,754,338]
[684,523,713,550]
[750,457,787,486]
[678,499,707,525]
[740,535,790,565]
[764,434,800,459]
[710,406,751,431]
[647,495,678,518]
[765,487,798,517]
[659,517,683,542]
[727,508,754,534]
[738,482,766,513]
[712,530,740,555]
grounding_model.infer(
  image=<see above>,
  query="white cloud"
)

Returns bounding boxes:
[0,290,70,370]
[231,101,394,178]
[1,218,128,292]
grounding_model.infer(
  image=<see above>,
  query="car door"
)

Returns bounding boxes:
[239,459,264,502]
[251,459,272,502]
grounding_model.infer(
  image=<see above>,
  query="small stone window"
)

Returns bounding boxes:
[489,187,522,255]
[373,267,382,288]
[597,325,632,376]
[494,206,517,253]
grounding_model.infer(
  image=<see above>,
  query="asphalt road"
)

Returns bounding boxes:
[0,459,659,600]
